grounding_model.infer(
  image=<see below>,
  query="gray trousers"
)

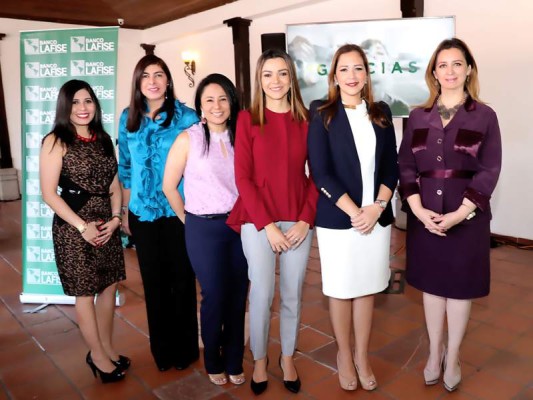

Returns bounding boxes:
[241,221,313,360]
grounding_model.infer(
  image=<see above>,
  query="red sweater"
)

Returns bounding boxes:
[227,109,318,232]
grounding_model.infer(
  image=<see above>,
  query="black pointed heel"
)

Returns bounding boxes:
[111,355,131,371]
[250,357,269,395]
[279,354,301,393]
[86,352,125,384]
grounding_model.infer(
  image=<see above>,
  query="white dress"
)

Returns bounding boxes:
[317,101,391,299]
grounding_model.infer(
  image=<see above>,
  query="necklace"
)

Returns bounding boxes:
[437,95,466,120]
[76,131,96,143]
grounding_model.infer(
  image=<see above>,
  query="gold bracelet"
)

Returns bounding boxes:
[77,222,88,234]
[111,214,122,225]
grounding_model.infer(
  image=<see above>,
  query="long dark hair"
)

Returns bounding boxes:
[250,48,308,128]
[194,73,240,154]
[126,54,176,132]
[421,37,482,108]
[48,79,113,156]
[318,44,390,128]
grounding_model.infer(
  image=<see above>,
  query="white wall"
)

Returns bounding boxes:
[1,0,531,239]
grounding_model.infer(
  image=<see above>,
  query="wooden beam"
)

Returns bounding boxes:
[0,33,13,168]
[140,43,156,55]
[224,17,252,109]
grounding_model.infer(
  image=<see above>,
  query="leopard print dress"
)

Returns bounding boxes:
[52,137,126,296]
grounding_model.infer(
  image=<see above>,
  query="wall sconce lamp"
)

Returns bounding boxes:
[182,51,197,87]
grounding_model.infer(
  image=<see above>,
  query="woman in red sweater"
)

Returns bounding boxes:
[227,49,318,395]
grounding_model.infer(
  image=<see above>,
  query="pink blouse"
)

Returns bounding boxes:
[183,123,238,215]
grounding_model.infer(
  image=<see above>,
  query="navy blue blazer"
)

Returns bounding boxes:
[307,99,399,229]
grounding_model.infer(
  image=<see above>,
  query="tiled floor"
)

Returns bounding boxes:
[0,199,532,400]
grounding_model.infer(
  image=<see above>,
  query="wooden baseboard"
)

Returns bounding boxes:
[491,233,533,249]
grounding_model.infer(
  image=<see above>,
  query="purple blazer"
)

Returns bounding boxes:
[398,97,501,220]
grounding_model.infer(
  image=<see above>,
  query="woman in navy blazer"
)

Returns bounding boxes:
[308,44,398,392]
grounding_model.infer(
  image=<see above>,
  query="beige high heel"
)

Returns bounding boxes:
[336,353,357,391]
[229,373,246,385]
[355,364,377,391]
[424,347,446,385]
[443,353,461,392]
[208,373,227,385]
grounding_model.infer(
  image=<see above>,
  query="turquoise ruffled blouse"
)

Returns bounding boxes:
[118,100,199,221]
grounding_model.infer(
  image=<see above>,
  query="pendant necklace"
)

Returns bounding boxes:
[437,94,466,120]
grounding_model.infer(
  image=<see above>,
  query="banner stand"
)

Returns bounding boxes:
[20,27,120,305]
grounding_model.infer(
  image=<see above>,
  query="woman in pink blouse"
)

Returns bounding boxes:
[163,74,248,387]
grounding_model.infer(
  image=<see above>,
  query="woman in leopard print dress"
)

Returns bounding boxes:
[40,80,127,383]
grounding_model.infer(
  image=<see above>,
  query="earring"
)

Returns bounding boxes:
[435,78,440,87]
[466,75,470,82]
[201,111,207,124]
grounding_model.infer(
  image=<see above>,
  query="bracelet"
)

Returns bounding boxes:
[121,205,128,215]
[111,214,122,225]
[77,222,88,234]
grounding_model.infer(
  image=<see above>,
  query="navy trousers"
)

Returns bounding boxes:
[129,212,199,370]
[185,213,249,375]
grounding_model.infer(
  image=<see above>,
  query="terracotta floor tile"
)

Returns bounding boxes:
[467,323,519,350]
[294,327,334,354]
[300,303,329,326]
[308,316,334,338]
[1,201,531,399]
[381,369,444,400]
[461,369,523,400]
[482,350,533,385]
[8,372,80,400]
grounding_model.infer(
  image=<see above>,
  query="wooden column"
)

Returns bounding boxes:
[401,0,424,135]
[224,17,252,109]
[140,43,155,55]
[0,33,13,168]
[400,0,424,18]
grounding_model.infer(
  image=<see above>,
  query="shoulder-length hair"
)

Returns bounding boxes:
[48,79,114,156]
[318,44,390,128]
[126,54,176,132]
[194,73,240,154]
[250,49,308,128]
[421,37,482,108]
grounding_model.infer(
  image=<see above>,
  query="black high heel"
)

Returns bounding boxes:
[111,355,131,371]
[86,352,125,383]
[250,357,269,395]
[279,354,301,394]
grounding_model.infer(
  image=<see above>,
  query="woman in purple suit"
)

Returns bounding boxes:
[398,38,501,392]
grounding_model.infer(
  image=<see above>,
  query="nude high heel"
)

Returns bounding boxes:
[443,353,462,392]
[336,352,357,391]
[423,347,445,385]
[355,364,377,391]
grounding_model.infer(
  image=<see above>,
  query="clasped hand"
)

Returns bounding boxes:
[82,219,120,247]
[265,221,309,253]
[414,208,465,237]
[351,205,380,234]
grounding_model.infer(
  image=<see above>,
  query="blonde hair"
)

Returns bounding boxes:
[421,38,482,108]
[250,49,308,127]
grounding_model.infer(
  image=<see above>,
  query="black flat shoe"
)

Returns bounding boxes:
[279,354,301,393]
[250,378,268,395]
[86,352,125,384]
[111,355,131,371]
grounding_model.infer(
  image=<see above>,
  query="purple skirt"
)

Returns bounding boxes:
[405,212,491,299]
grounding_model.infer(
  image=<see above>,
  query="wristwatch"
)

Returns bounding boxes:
[374,199,387,210]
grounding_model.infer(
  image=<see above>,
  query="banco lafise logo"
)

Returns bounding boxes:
[23,38,67,55]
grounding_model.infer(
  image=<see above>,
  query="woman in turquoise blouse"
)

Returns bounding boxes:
[118,54,199,371]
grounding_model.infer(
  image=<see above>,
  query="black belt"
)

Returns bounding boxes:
[185,211,230,220]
